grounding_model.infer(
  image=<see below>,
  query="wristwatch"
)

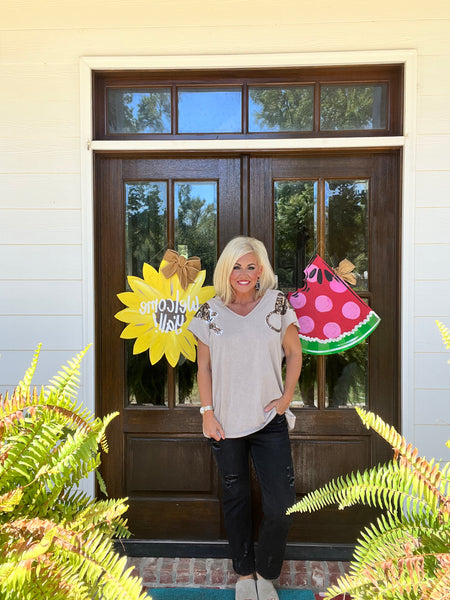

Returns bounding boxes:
[200,405,213,415]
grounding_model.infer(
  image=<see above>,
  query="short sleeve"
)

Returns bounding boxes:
[187,301,215,346]
[280,293,300,340]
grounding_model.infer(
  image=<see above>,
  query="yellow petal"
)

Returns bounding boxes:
[178,332,197,362]
[142,262,159,284]
[128,276,162,300]
[149,335,167,365]
[133,330,157,354]
[117,291,141,308]
[115,308,153,324]
[165,334,181,367]
[120,323,151,339]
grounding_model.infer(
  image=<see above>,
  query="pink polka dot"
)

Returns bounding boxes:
[342,301,361,320]
[289,292,306,309]
[323,322,341,339]
[315,295,333,312]
[329,279,347,293]
[299,316,315,334]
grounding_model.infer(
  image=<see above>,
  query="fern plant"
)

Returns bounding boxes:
[437,320,450,362]
[288,407,450,599]
[0,344,147,600]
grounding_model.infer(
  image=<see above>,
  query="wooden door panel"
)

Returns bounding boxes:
[127,498,222,540]
[96,155,242,539]
[291,437,371,494]
[95,151,400,547]
[248,151,400,543]
[126,437,215,493]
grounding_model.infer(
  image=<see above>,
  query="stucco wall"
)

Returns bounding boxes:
[1,0,449,462]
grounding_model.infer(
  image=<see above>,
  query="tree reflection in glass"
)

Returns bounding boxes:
[325,179,369,408]
[108,89,171,134]
[320,84,387,131]
[249,86,314,132]
[125,182,168,406]
[274,180,318,406]
[326,180,369,291]
[274,180,317,292]
[174,182,217,405]
[326,342,368,408]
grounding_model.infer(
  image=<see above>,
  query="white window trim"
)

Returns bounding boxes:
[80,51,417,466]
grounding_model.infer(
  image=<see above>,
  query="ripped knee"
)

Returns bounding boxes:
[224,473,240,488]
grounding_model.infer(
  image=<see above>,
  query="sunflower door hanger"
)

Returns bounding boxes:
[115,250,215,367]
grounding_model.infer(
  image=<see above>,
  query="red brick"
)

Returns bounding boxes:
[341,562,351,574]
[193,558,207,585]
[293,565,309,588]
[175,558,191,584]
[125,557,141,579]
[327,561,343,575]
[310,561,325,590]
[159,557,174,584]
[278,561,292,587]
[141,557,159,584]
[209,559,225,585]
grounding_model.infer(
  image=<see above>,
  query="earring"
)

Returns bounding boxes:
[255,278,260,291]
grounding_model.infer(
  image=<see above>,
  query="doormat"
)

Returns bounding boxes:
[147,589,315,599]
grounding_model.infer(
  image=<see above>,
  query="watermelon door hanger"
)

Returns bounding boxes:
[287,255,380,355]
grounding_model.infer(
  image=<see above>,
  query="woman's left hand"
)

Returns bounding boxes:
[264,395,291,415]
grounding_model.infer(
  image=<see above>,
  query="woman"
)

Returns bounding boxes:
[188,236,302,600]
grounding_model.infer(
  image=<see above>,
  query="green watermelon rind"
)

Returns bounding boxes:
[299,311,381,355]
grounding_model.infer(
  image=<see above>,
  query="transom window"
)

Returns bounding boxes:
[94,65,402,139]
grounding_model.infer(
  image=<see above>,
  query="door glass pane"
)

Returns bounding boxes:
[291,354,318,408]
[274,180,317,292]
[108,88,171,134]
[325,180,369,291]
[177,88,242,133]
[125,182,168,274]
[274,180,318,408]
[320,84,387,130]
[325,341,368,408]
[125,181,168,406]
[249,86,314,132]
[174,181,217,405]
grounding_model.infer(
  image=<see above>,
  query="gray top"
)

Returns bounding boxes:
[188,289,299,438]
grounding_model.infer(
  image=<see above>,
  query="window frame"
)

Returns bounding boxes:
[93,65,403,140]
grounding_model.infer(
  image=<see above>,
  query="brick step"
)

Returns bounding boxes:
[126,557,350,595]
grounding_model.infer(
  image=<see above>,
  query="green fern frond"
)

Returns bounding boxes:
[436,320,450,351]
[16,344,42,391]
[0,517,146,600]
[288,460,435,519]
[0,346,146,600]
[45,345,92,400]
[74,497,131,538]
[288,407,450,600]
[326,549,449,600]
[0,488,23,512]
[356,407,447,511]
[427,554,450,599]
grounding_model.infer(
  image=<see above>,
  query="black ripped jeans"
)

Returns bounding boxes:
[210,414,296,580]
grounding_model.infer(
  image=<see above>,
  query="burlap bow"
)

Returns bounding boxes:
[333,258,357,286]
[161,249,201,289]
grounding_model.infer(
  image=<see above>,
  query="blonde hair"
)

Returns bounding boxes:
[213,236,277,305]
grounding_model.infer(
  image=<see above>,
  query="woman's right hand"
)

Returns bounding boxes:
[203,411,225,441]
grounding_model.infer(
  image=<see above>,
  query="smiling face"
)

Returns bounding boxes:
[229,252,263,301]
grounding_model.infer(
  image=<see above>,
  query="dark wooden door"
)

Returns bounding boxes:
[95,150,400,546]
[249,152,400,543]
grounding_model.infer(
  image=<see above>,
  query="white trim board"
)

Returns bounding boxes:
[80,51,417,482]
